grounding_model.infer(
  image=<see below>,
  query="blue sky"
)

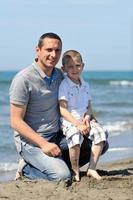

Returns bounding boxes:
[0,0,132,71]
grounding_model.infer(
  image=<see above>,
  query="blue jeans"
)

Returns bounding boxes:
[20,132,109,181]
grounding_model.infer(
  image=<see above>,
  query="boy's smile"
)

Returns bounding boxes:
[64,58,84,84]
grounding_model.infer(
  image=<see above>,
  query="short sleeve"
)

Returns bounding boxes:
[9,74,30,106]
[58,80,69,102]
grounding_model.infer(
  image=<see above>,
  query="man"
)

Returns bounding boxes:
[9,32,108,181]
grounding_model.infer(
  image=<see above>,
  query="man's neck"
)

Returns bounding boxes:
[36,59,54,77]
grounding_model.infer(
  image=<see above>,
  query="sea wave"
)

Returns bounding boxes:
[0,162,18,172]
[108,147,133,152]
[0,71,17,83]
[109,80,133,86]
[103,120,133,136]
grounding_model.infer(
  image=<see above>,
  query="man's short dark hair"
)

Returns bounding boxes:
[38,32,62,48]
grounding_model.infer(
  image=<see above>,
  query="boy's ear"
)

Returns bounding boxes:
[82,63,85,69]
[61,66,65,72]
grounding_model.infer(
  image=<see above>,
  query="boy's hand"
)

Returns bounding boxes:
[82,115,91,133]
[76,123,89,135]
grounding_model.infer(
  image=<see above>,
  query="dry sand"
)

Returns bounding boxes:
[0,158,133,200]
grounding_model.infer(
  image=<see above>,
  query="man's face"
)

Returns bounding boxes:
[36,37,62,72]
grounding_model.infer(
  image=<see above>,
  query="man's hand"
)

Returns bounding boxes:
[41,142,62,157]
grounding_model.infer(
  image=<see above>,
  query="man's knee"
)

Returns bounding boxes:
[23,163,71,181]
[51,168,71,181]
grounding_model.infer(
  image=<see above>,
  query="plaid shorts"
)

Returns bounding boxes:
[63,120,108,148]
[89,120,108,145]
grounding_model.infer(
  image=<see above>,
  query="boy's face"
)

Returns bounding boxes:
[64,57,84,83]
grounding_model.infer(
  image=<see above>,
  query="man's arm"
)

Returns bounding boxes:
[10,104,61,157]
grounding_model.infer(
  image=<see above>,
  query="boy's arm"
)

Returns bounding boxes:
[59,100,81,126]
[59,99,89,134]
[83,101,97,130]
[84,100,96,120]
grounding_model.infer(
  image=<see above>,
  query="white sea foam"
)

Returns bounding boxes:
[103,120,133,136]
[0,162,18,172]
[109,80,133,86]
[108,147,133,152]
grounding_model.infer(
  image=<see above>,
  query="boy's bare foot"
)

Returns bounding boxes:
[74,174,80,182]
[72,170,80,182]
[87,169,102,180]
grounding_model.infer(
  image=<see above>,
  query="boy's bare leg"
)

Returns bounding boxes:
[87,141,104,180]
[69,144,80,182]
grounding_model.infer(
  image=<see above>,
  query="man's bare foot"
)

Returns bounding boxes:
[14,159,27,180]
[87,169,102,180]
[14,171,22,180]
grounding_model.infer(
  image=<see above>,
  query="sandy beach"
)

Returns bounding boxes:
[0,158,133,200]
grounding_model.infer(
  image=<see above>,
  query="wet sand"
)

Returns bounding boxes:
[0,158,133,200]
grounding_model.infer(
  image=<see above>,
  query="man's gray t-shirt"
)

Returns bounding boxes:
[9,61,63,149]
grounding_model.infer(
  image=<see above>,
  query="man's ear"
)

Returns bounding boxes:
[36,46,40,54]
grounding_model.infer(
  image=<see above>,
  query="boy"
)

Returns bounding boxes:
[58,50,108,181]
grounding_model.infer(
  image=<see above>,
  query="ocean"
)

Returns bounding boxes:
[0,70,133,182]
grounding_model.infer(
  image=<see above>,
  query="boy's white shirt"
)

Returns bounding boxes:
[58,76,91,128]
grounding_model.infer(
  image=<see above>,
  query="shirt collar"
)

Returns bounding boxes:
[45,69,58,85]
[32,59,58,83]
[66,76,86,88]
[32,60,47,79]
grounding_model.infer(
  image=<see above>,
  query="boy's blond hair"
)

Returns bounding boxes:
[62,50,83,66]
